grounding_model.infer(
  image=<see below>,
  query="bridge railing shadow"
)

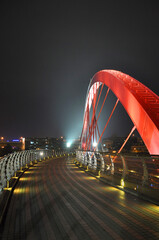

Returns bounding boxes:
[76,150,159,204]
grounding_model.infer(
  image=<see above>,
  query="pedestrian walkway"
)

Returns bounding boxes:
[1,157,159,240]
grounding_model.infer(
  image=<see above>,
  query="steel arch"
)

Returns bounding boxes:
[81,70,159,155]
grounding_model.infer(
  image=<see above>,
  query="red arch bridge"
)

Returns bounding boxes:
[0,70,159,239]
[76,69,159,200]
[80,70,159,155]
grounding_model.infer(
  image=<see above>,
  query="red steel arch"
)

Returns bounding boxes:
[81,70,159,155]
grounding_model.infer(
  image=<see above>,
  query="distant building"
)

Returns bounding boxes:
[102,136,125,153]
[102,135,148,154]
[0,137,25,151]
[25,137,65,151]
[131,145,148,153]
[102,139,113,152]
[131,137,148,153]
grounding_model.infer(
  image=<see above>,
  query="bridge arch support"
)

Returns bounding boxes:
[81,70,159,155]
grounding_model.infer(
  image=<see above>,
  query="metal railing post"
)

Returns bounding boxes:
[142,159,149,185]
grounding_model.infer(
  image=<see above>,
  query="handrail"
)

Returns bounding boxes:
[0,149,53,191]
[76,150,159,191]
[0,149,76,191]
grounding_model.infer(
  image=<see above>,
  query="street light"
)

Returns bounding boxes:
[66,142,71,148]
[93,142,97,147]
[40,151,44,156]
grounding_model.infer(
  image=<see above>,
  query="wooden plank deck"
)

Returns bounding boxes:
[0,156,159,240]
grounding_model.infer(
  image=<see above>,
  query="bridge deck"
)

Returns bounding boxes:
[1,157,159,240]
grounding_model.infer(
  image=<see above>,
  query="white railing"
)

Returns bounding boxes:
[0,149,52,191]
[0,149,76,191]
[76,150,159,190]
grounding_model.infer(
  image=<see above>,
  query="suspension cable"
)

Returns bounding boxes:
[94,98,119,151]
[86,88,110,149]
[117,125,136,154]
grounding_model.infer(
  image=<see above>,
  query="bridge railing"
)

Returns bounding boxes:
[76,150,159,203]
[0,149,75,191]
[0,149,53,191]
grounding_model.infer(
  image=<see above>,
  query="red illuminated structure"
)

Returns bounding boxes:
[81,70,159,155]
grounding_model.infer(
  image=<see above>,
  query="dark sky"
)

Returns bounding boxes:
[0,0,159,139]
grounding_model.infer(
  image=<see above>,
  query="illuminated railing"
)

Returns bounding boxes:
[0,149,75,191]
[0,149,53,191]
[76,150,159,203]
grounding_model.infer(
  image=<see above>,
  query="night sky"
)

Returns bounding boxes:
[0,1,159,139]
